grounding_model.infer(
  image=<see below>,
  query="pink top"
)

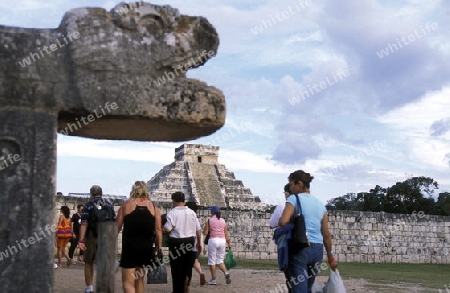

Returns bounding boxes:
[209,215,226,239]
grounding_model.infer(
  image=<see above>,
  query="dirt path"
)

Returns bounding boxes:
[54,262,436,292]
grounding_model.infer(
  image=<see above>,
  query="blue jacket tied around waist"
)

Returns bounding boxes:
[273,223,294,271]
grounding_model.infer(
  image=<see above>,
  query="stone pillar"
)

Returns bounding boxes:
[0,113,57,291]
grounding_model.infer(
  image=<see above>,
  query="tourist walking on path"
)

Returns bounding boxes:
[163,192,202,293]
[117,181,162,293]
[56,205,72,268]
[185,201,207,286]
[78,185,116,293]
[203,205,232,285]
[279,170,338,293]
[68,204,84,263]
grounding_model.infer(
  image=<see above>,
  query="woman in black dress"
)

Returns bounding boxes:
[117,181,162,293]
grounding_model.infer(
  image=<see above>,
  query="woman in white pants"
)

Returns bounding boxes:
[203,206,231,285]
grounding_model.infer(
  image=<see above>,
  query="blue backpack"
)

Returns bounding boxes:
[88,199,115,237]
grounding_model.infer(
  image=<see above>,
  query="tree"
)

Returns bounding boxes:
[418,197,438,215]
[326,193,359,210]
[384,177,438,214]
[384,182,420,213]
[404,176,438,198]
[358,191,384,212]
[437,192,450,216]
[325,177,443,214]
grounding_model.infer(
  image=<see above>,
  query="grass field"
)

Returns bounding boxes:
[199,257,450,290]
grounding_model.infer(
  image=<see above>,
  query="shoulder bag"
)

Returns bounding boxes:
[291,194,310,248]
[203,219,210,245]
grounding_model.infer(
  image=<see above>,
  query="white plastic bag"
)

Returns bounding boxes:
[311,282,324,293]
[323,269,347,293]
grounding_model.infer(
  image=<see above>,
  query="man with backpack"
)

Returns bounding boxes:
[78,185,116,293]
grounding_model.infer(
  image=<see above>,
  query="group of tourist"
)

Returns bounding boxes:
[161,191,232,293]
[55,182,232,293]
[54,168,336,293]
[55,185,115,293]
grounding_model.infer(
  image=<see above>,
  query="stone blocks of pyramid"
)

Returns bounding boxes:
[147,144,269,210]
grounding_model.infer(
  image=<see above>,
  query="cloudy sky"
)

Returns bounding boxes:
[3,0,449,205]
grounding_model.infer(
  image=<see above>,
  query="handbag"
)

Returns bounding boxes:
[291,194,310,248]
[147,250,167,284]
[203,219,210,245]
[147,264,167,284]
[57,218,72,238]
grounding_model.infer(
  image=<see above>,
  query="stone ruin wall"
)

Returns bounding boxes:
[328,210,450,264]
[54,196,450,263]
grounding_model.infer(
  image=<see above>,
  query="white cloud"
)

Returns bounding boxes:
[57,136,177,165]
[220,149,292,174]
[377,86,450,170]
[378,86,450,134]
[284,31,324,45]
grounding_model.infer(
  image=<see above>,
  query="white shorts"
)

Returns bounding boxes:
[207,237,226,265]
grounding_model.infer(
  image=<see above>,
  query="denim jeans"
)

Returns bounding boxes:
[288,243,324,293]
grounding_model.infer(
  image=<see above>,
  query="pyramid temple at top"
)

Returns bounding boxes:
[147,144,269,210]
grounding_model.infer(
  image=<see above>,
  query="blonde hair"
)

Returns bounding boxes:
[130,181,150,200]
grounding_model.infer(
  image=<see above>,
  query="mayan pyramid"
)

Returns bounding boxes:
[147,144,269,210]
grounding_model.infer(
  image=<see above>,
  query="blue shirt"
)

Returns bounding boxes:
[286,193,327,244]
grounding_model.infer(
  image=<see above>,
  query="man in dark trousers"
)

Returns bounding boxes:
[68,204,84,263]
[78,185,116,293]
[163,192,202,293]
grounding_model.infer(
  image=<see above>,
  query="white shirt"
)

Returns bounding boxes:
[164,206,201,238]
[269,203,286,228]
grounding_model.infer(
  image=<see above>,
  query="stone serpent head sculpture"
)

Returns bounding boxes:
[0,1,225,141]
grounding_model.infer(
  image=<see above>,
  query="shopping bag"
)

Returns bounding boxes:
[147,264,168,284]
[57,225,72,238]
[323,269,347,293]
[224,249,237,270]
[311,282,324,293]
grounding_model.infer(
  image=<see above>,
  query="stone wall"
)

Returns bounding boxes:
[54,196,450,263]
[328,210,450,264]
